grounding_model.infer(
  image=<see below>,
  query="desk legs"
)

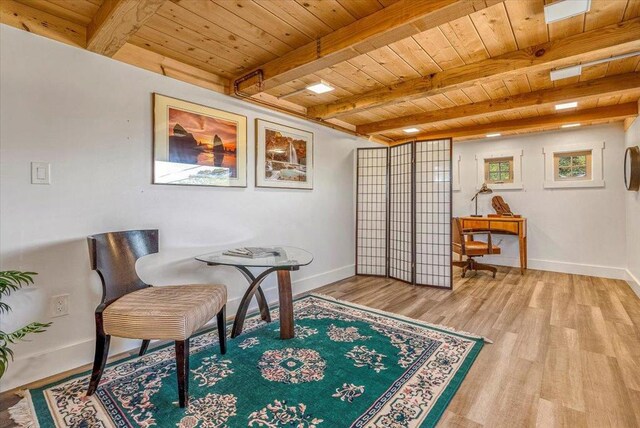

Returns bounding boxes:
[519,236,527,274]
[277,270,294,340]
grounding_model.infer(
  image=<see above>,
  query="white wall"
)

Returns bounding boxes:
[0,25,373,390]
[453,124,628,278]
[625,118,640,294]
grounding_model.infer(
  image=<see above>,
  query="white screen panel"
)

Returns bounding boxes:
[356,148,387,276]
[389,143,413,283]
[415,139,452,288]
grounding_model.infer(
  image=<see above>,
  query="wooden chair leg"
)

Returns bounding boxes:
[139,340,150,356]
[217,305,227,355]
[175,339,190,408]
[87,328,111,396]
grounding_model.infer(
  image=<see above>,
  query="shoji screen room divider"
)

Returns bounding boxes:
[356,139,452,289]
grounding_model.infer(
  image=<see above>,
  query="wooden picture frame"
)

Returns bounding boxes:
[255,119,314,190]
[153,94,247,187]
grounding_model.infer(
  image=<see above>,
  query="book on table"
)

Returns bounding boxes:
[223,247,280,258]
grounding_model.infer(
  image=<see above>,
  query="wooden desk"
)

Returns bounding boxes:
[459,216,527,274]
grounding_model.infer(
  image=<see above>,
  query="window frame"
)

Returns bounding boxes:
[484,157,514,184]
[553,150,592,181]
[476,150,523,191]
[543,142,605,189]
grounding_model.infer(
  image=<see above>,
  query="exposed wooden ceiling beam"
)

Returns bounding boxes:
[390,103,638,144]
[309,18,640,120]
[87,0,166,57]
[0,0,86,47]
[233,0,501,95]
[358,72,640,134]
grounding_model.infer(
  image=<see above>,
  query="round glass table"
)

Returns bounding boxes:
[195,246,313,339]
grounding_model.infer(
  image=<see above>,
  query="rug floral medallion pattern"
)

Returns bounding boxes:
[17,295,484,428]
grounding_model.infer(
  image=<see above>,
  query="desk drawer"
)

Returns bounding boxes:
[488,221,519,234]
[463,220,489,230]
[461,219,520,234]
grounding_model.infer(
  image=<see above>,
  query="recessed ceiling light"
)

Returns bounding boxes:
[555,101,578,110]
[306,81,335,94]
[550,65,582,81]
[544,0,591,24]
[403,128,420,134]
[486,133,501,138]
[561,123,581,128]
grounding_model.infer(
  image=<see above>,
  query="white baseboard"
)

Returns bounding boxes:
[483,255,629,280]
[0,264,355,392]
[626,269,640,298]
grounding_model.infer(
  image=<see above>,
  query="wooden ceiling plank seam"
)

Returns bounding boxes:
[623,0,640,20]
[389,102,638,144]
[346,54,401,85]
[178,0,292,57]
[233,0,504,95]
[469,1,518,57]
[155,2,277,65]
[327,60,387,92]
[294,0,358,30]
[481,79,510,99]
[412,28,464,70]
[387,37,441,77]
[129,32,234,78]
[357,72,640,134]
[307,18,640,119]
[131,25,243,76]
[216,0,313,49]
[86,0,167,57]
[13,0,95,26]
[46,0,102,19]
[437,15,490,64]
[256,0,334,40]
[585,0,627,32]
[504,0,548,50]
[503,73,532,96]
[367,45,422,81]
[0,0,87,48]
[606,55,640,75]
[460,84,492,102]
[336,0,384,20]
[144,14,256,72]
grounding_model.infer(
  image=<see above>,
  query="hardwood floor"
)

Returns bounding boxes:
[2,266,639,427]
[315,267,640,428]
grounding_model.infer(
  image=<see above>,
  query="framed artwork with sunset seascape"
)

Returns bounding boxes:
[256,119,313,190]
[153,94,247,187]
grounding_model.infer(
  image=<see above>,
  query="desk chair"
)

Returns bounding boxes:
[86,230,227,407]
[452,218,501,278]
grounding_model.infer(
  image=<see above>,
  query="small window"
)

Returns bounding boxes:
[484,157,513,184]
[554,150,592,181]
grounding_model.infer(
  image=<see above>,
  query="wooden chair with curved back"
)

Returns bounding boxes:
[86,229,227,408]
[452,218,501,278]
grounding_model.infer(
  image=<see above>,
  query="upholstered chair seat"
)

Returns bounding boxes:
[103,284,227,341]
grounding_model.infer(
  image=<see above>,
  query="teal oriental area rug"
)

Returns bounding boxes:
[11,294,487,428]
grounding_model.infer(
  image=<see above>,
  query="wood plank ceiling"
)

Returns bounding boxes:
[2,0,639,143]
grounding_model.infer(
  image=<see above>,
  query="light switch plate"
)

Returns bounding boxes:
[31,162,50,184]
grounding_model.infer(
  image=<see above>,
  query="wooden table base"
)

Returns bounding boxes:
[277,270,294,339]
[230,266,297,340]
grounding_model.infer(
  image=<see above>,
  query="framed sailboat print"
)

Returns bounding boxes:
[153,94,247,187]
[255,119,314,190]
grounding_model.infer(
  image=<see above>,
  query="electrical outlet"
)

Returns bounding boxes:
[51,294,69,317]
